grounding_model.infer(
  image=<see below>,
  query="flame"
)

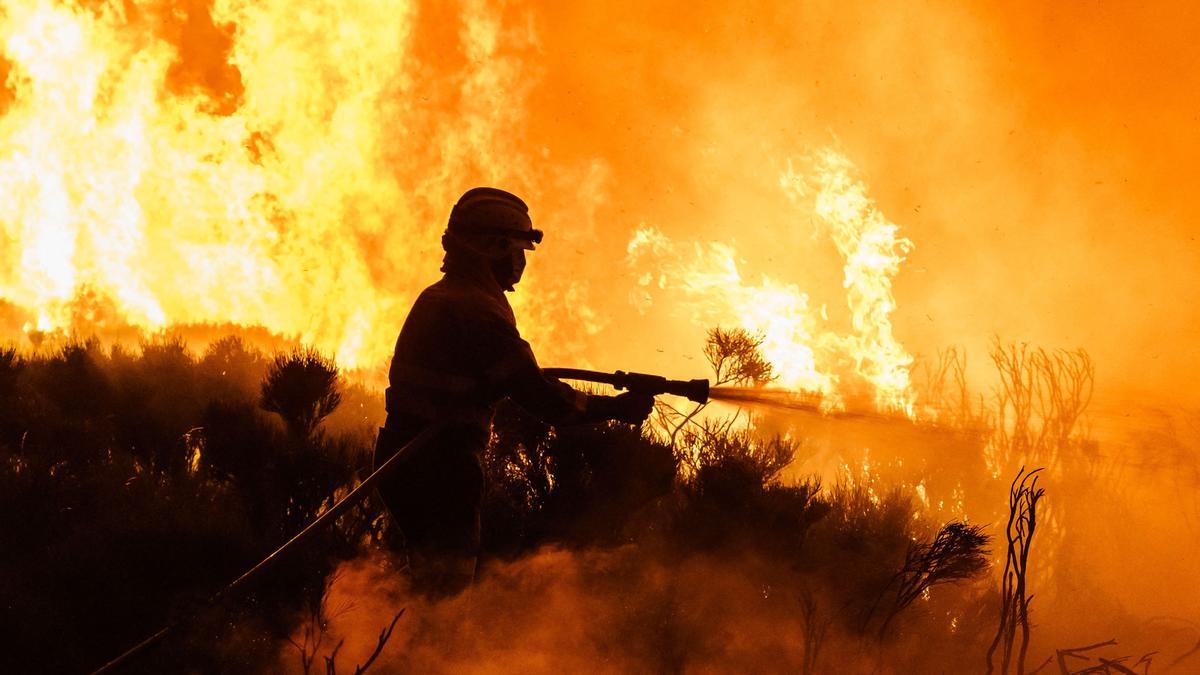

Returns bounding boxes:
[628,149,915,413]
[783,149,916,413]
[0,2,912,406]
[627,224,840,402]
[0,0,583,368]
[0,0,410,365]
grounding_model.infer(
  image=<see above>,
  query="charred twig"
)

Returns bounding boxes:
[985,467,1046,675]
[1028,655,1054,674]
[321,608,405,675]
[352,608,406,675]
[323,640,344,675]
[1053,639,1117,674]
[1095,657,1138,675]
[1133,651,1157,674]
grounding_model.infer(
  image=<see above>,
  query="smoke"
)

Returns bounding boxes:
[279,548,898,674]
[512,0,1200,407]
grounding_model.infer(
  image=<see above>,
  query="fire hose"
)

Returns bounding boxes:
[541,368,710,404]
[89,422,447,675]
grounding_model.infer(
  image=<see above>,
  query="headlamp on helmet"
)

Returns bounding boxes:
[447,187,542,251]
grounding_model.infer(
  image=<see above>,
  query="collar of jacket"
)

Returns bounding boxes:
[442,255,506,298]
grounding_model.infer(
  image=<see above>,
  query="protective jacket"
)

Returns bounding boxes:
[383,263,596,436]
[373,260,601,591]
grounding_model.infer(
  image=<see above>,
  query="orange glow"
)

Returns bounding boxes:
[2,0,1197,406]
[3,0,1200,667]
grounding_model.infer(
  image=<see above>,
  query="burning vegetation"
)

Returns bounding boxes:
[1,334,994,673]
[1,0,1199,673]
[0,329,1194,673]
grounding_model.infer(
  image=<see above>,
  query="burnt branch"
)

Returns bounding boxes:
[319,608,405,675]
[985,467,1046,675]
[352,608,406,675]
[1171,638,1200,668]
[799,589,830,675]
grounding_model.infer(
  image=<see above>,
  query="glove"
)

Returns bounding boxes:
[588,391,655,425]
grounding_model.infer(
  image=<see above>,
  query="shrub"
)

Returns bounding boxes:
[260,348,343,438]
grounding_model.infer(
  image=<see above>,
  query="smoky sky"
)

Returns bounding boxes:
[3,0,1196,406]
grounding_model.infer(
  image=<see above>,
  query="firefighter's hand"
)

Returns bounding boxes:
[603,391,656,425]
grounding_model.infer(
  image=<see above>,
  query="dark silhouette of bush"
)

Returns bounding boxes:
[703,326,777,386]
[0,343,17,386]
[260,348,343,438]
[0,333,995,674]
[201,334,270,401]
[482,399,677,554]
[0,344,20,432]
[679,430,828,556]
[878,520,990,638]
[0,338,368,673]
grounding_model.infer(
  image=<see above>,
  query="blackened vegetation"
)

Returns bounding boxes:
[1,333,991,673]
[987,467,1046,675]
[1028,638,1158,675]
[261,348,343,439]
[0,338,375,673]
[874,521,990,640]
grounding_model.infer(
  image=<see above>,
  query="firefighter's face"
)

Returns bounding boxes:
[479,239,528,291]
[458,232,530,290]
[505,246,527,287]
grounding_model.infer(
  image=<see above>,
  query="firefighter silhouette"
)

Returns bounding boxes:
[374,187,653,596]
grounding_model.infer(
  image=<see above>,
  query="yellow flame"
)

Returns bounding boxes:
[782,149,916,413]
[0,0,590,368]
[0,2,910,397]
[0,0,416,364]
[626,224,840,401]
[629,149,915,413]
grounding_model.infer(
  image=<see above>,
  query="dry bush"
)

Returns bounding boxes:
[201,335,270,400]
[261,348,343,438]
[703,326,777,386]
[657,326,777,454]
[1,331,1002,673]
[989,340,1093,472]
[0,337,370,672]
[877,521,990,639]
[917,346,989,431]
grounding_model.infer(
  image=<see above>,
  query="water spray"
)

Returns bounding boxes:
[543,369,915,427]
[709,386,915,425]
[543,368,913,424]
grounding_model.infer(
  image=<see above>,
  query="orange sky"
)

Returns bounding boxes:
[505,1,1200,405]
[1,0,1197,406]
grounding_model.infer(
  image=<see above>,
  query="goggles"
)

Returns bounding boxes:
[455,227,544,246]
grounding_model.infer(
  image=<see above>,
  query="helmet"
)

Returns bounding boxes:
[447,187,543,252]
[443,187,542,291]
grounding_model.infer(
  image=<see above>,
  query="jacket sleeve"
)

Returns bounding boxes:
[476,315,605,425]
